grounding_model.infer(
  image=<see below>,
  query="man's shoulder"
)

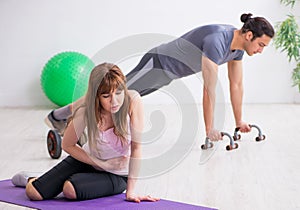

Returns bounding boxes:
[196,24,236,32]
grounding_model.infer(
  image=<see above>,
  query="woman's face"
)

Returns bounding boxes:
[99,88,125,114]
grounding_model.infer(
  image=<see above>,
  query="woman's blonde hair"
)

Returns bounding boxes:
[83,63,130,148]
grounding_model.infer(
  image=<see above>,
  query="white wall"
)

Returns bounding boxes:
[0,0,299,107]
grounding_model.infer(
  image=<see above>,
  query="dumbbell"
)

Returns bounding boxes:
[47,129,62,159]
[233,124,266,142]
[201,132,239,151]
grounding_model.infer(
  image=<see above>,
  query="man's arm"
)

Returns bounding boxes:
[227,60,251,132]
[202,56,222,141]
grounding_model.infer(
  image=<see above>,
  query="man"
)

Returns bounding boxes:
[45,13,274,142]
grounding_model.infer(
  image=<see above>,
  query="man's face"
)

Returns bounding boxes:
[244,32,272,56]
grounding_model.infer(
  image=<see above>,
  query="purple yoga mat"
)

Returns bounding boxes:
[0,180,217,210]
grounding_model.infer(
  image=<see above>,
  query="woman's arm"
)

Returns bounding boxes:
[125,91,159,202]
[62,108,127,171]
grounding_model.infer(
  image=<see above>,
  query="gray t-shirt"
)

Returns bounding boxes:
[156,24,244,78]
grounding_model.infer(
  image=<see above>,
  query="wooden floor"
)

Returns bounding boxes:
[0,104,299,210]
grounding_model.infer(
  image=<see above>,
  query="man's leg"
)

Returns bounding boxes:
[126,52,174,96]
[45,97,85,134]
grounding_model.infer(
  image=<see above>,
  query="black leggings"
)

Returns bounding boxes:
[32,156,127,200]
[126,49,175,96]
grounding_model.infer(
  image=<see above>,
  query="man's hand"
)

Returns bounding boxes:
[236,121,251,133]
[207,129,223,141]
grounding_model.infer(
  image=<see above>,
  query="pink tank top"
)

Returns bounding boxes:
[83,117,131,160]
[82,117,131,175]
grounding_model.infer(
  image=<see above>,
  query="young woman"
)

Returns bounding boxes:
[13,63,159,203]
[45,13,274,142]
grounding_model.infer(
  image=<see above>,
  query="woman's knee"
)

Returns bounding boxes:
[25,178,43,201]
[63,180,77,200]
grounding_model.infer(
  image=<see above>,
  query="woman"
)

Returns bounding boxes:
[13,63,159,203]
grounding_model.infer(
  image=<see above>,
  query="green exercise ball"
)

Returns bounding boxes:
[41,51,95,107]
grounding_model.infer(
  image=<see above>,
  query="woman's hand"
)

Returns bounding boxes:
[104,156,129,171]
[125,192,160,203]
[90,156,129,172]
